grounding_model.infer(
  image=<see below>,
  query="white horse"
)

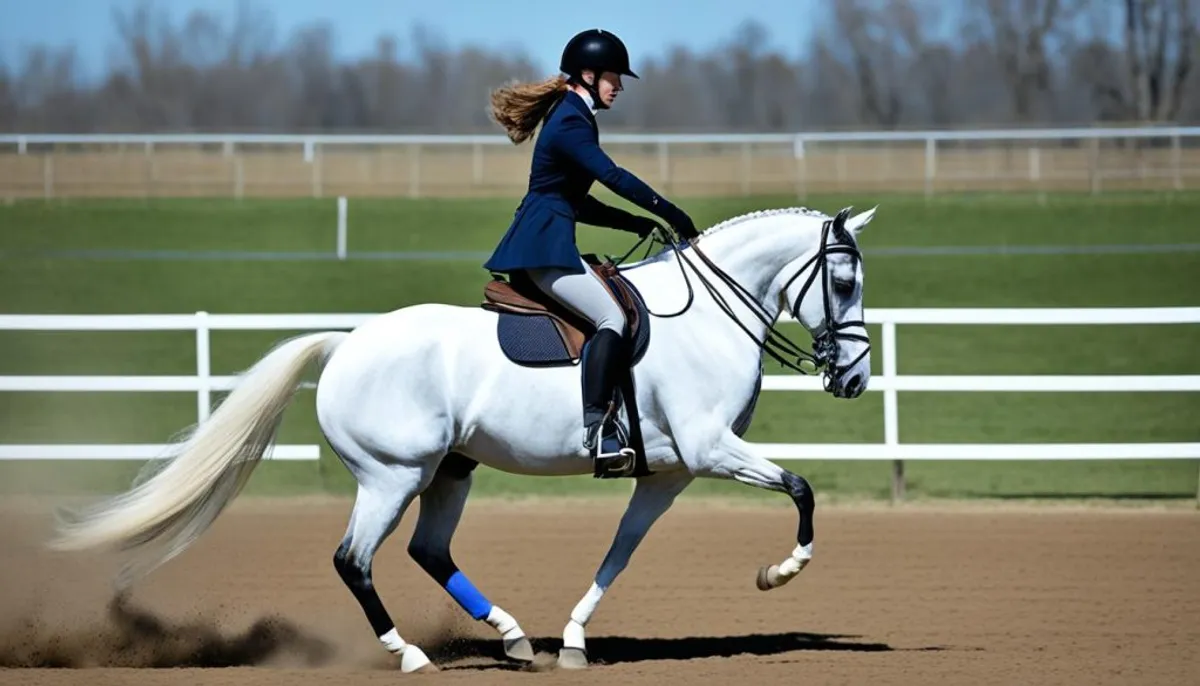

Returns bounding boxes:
[49,204,876,672]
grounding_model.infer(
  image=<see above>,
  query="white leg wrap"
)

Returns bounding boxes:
[562,582,605,654]
[379,628,407,654]
[777,542,813,579]
[757,542,814,590]
[562,619,587,651]
[569,582,605,626]
[379,628,432,673]
[486,605,525,640]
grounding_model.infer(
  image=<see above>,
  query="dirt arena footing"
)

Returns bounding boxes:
[1,497,1196,685]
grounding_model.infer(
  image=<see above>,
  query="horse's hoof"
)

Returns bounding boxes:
[557,647,588,669]
[756,564,778,591]
[400,646,437,673]
[504,636,535,663]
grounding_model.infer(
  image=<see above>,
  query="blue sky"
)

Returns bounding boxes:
[1,0,845,80]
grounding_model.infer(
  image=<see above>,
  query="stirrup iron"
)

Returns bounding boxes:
[584,411,636,479]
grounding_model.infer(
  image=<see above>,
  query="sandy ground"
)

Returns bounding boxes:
[0,496,1197,686]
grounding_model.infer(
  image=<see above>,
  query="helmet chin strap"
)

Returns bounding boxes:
[571,75,608,111]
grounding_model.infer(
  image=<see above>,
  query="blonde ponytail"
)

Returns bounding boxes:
[489,75,569,144]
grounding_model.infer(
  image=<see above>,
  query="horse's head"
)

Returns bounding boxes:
[636,203,874,399]
[782,206,874,399]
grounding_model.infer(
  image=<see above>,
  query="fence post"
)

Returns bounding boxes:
[883,320,903,503]
[144,141,157,198]
[409,143,421,198]
[311,143,323,198]
[472,143,484,186]
[741,142,752,196]
[1089,137,1101,194]
[43,155,54,199]
[233,156,244,200]
[793,136,807,201]
[658,141,670,193]
[924,137,936,198]
[1029,145,1045,204]
[1172,135,1183,191]
[835,147,847,192]
[336,196,348,260]
[196,311,211,423]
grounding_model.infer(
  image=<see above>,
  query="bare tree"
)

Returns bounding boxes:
[108,0,192,128]
[827,0,904,127]
[1,0,1196,133]
[1070,0,1196,122]
[723,20,771,130]
[0,61,13,130]
[613,47,717,131]
[1124,0,1196,121]
[888,1,961,127]
[909,44,957,126]
[285,22,338,130]
[803,36,861,129]
[10,45,87,131]
[968,0,1084,123]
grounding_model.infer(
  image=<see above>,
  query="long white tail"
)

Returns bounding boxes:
[49,331,348,588]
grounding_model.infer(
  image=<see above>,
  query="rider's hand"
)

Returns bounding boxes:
[627,215,662,239]
[670,210,699,242]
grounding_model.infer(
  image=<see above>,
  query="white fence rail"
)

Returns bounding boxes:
[1,308,1197,500]
[3,125,1198,199]
[5,125,1200,148]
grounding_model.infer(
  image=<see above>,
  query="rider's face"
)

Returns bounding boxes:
[583,70,623,107]
[597,72,622,106]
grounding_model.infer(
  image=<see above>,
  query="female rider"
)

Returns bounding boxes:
[483,28,699,477]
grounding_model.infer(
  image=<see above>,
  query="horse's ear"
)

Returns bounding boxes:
[844,206,877,236]
[831,206,854,242]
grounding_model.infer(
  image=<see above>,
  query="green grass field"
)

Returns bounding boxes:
[1,190,1197,502]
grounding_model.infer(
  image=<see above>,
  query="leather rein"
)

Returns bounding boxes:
[613,210,870,392]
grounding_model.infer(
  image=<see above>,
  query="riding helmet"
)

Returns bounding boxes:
[560,29,639,80]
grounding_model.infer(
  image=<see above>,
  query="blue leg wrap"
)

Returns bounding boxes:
[444,570,492,620]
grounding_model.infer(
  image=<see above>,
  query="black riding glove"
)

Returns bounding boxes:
[625,215,662,238]
[669,209,699,242]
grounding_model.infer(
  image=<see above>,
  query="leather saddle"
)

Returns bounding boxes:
[480,254,650,368]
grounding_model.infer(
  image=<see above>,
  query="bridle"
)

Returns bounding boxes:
[615,208,870,394]
[778,214,871,393]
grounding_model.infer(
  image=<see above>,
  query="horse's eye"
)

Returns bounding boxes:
[833,278,855,296]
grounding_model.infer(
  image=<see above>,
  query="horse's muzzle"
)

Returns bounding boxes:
[838,372,866,399]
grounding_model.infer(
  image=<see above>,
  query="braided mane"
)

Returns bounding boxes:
[628,206,833,268]
[698,206,830,239]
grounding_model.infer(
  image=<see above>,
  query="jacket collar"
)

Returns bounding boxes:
[562,90,598,120]
[575,88,599,114]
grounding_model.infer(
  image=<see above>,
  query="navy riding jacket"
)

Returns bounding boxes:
[483,90,687,274]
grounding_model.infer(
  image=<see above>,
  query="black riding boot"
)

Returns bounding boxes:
[580,328,635,477]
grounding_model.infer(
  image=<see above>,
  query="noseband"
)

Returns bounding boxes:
[618,210,869,392]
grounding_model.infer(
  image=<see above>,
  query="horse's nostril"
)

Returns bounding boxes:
[844,374,863,395]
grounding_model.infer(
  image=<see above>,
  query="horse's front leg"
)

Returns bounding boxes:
[558,469,693,669]
[694,430,815,591]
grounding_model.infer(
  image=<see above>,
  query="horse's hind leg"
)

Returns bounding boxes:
[406,453,534,663]
[333,465,437,673]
